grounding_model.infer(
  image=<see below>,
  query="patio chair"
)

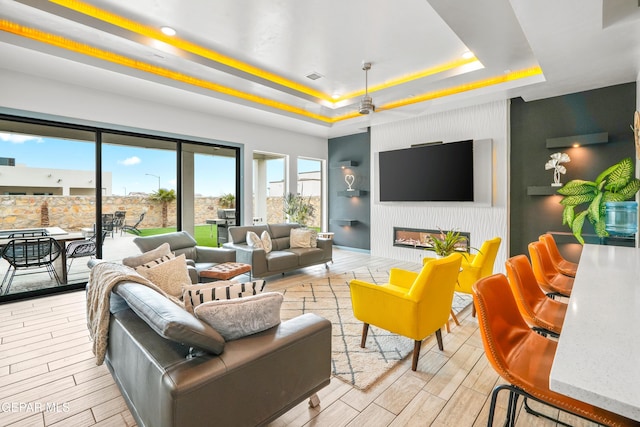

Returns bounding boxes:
[113,211,126,234]
[122,212,145,235]
[66,230,107,270]
[102,213,115,238]
[0,237,62,295]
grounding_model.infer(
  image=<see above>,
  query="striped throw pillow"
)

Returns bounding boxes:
[183,280,266,313]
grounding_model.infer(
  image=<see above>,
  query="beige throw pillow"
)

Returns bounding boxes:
[309,229,318,248]
[122,242,172,268]
[260,230,273,253]
[135,254,191,298]
[246,231,263,249]
[290,228,312,248]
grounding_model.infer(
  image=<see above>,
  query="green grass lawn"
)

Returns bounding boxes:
[129,225,218,247]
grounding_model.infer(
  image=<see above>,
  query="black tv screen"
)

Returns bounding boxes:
[379,140,474,202]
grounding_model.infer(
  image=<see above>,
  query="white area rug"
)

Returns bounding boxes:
[279,267,472,390]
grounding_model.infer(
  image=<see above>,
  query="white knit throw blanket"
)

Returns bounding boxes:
[86,262,182,365]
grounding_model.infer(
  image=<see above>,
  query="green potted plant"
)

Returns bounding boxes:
[283,192,315,226]
[558,157,640,244]
[427,229,472,257]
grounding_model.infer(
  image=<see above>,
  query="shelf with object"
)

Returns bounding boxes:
[338,190,365,197]
[527,186,561,196]
[330,160,358,169]
[330,219,358,226]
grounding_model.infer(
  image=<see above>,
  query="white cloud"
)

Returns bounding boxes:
[118,156,141,166]
[0,133,44,144]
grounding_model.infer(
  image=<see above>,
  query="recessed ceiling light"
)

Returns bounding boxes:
[462,51,474,59]
[331,94,341,100]
[161,26,176,36]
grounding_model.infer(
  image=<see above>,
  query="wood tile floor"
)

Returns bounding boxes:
[0,249,601,427]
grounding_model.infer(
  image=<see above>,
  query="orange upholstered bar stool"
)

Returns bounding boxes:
[472,274,638,427]
[528,241,573,298]
[505,255,566,337]
[539,233,578,277]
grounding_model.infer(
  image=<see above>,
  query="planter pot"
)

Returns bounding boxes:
[604,201,638,236]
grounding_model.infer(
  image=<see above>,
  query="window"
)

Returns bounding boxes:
[297,157,323,230]
[253,152,286,224]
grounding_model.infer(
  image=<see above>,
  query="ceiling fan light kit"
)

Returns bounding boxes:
[359,62,375,115]
[359,95,374,115]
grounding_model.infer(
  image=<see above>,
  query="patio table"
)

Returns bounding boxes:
[0,229,85,284]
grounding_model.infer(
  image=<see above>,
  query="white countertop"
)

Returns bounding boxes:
[45,227,68,236]
[549,244,640,421]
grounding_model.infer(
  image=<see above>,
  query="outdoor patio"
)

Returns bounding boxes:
[0,232,142,296]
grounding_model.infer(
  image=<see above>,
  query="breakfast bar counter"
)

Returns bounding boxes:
[549,244,640,421]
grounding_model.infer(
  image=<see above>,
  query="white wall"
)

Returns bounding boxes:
[370,100,509,272]
[0,69,328,226]
[0,164,111,196]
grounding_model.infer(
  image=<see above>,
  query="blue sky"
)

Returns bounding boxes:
[1,133,319,196]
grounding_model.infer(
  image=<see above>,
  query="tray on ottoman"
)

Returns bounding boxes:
[200,262,252,281]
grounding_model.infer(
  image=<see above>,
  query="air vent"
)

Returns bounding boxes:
[305,72,323,80]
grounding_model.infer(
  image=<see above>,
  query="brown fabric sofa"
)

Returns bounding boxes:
[91,262,332,427]
[224,223,332,278]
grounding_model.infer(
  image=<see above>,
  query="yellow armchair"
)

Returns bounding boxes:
[349,253,462,371]
[423,236,501,319]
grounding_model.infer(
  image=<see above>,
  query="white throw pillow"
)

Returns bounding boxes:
[194,292,283,341]
[135,254,191,298]
[309,229,318,248]
[290,228,312,248]
[246,231,264,249]
[260,230,273,253]
[183,279,267,313]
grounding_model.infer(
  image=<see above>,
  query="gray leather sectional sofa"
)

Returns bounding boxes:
[93,265,332,427]
[224,223,332,278]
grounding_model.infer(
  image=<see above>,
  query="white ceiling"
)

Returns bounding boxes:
[1,0,639,138]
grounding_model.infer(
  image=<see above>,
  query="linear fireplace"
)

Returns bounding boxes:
[393,227,470,252]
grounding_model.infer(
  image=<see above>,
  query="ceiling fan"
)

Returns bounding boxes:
[359,62,375,114]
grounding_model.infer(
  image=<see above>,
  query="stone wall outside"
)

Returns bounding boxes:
[0,195,321,231]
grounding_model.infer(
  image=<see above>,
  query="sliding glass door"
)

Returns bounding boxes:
[100,133,178,262]
[0,115,241,302]
[183,143,238,247]
[0,119,96,299]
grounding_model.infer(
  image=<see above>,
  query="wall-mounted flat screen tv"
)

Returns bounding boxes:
[379,140,474,202]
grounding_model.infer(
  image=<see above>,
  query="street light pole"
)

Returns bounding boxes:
[146,173,160,191]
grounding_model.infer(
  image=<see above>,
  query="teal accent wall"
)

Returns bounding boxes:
[328,130,371,250]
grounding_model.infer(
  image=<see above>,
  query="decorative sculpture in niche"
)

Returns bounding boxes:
[545,152,570,187]
[345,174,355,191]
